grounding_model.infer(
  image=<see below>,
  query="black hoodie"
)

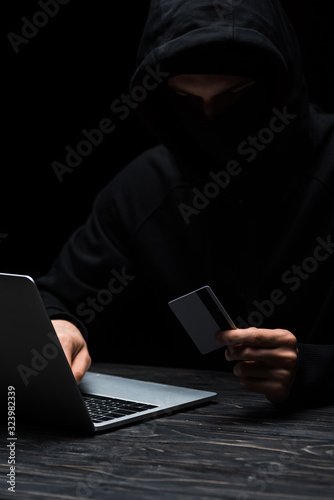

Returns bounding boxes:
[37,0,334,405]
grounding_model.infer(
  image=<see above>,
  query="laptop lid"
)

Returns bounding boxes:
[0,273,216,433]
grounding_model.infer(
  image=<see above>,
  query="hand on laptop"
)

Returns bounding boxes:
[51,319,91,383]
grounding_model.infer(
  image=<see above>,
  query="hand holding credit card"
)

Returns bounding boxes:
[168,286,236,354]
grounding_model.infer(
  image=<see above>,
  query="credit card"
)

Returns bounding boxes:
[168,286,236,354]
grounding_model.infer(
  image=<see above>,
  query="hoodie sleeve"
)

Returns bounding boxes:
[287,344,334,406]
[35,144,182,342]
[35,175,140,341]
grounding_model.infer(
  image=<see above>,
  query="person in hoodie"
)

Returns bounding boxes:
[37,0,334,406]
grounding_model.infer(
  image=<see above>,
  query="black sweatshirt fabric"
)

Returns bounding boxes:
[36,0,334,405]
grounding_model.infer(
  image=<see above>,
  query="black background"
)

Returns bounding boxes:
[2,0,334,279]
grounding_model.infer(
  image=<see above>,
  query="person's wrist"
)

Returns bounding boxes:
[51,319,82,336]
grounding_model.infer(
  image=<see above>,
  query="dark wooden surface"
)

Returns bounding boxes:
[1,363,334,500]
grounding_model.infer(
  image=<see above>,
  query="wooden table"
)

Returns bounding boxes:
[1,363,334,499]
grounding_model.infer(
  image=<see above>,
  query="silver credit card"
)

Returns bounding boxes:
[168,286,236,355]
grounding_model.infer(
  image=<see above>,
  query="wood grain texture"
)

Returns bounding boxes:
[1,364,333,500]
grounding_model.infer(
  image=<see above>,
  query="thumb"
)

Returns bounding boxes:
[71,346,92,384]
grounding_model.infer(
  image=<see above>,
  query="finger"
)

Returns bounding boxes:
[239,376,280,394]
[233,361,292,380]
[71,346,92,384]
[225,344,298,367]
[56,333,75,368]
[217,328,296,347]
[237,376,291,403]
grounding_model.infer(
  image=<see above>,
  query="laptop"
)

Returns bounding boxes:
[0,273,216,433]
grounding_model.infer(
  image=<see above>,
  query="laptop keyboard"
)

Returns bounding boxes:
[82,393,158,423]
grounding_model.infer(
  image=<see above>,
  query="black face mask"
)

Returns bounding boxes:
[169,81,272,165]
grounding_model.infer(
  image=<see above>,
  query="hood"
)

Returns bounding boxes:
[130,0,314,182]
